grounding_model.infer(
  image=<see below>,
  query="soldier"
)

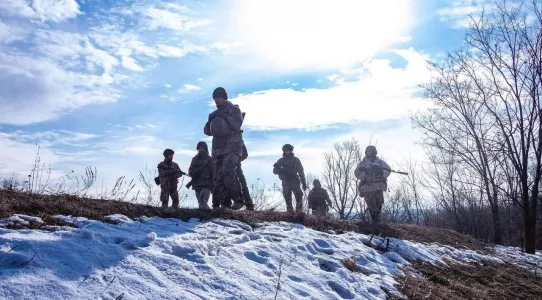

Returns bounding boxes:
[204,87,245,210]
[307,179,333,217]
[237,142,255,211]
[273,144,307,213]
[187,141,215,209]
[157,148,185,209]
[354,145,391,224]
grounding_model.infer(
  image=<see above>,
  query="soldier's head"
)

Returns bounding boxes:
[212,87,228,106]
[313,179,321,188]
[365,145,377,160]
[196,141,208,155]
[163,148,175,161]
[282,144,294,155]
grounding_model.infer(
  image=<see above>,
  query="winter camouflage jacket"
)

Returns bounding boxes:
[188,151,215,189]
[204,101,244,157]
[308,186,332,208]
[273,153,307,187]
[354,156,391,195]
[157,161,183,186]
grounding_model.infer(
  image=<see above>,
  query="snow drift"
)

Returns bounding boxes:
[0,214,540,299]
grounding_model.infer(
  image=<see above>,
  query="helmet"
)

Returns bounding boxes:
[210,117,230,137]
[365,145,377,156]
[313,179,321,186]
[196,141,208,151]
[282,144,294,152]
[163,148,174,156]
[212,87,228,100]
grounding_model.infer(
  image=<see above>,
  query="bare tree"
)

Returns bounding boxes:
[413,0,542,253]
[249,178,281,211]
[322,138,363,219]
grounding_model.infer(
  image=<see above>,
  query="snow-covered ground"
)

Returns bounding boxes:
[0,214,540,300]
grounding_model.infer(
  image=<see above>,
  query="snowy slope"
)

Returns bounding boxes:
[0,214,539,300]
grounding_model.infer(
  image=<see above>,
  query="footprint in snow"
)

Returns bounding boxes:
[288,275,303,282]
[318,257,341,272]
[171,245,206,264]
[312,239,335,255]
[244,251,276,270]
[327,281,355,299]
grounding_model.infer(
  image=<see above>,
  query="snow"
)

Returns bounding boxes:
[0,214,44,227]
[0,214,539,299]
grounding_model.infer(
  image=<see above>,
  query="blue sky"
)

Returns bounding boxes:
[0,0,490,205]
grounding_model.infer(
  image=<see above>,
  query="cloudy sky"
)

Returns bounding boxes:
[0,0,488,205]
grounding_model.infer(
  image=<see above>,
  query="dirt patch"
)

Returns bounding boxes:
[394,260,542,300]
[0,189,488,250]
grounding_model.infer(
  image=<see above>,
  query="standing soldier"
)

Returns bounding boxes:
[237,141,255,211]
[187,141,215,209]
[354,145,391,224]
[273,144,307,213]
[157,148,185,209]
[307,179,333,217]
[204,87,245,210]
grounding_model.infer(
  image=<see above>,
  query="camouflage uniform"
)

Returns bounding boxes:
[273,146,307,213]
[354,146,390,223]
[157,160,183,208]
[204,99,244,209]
[188,142,215,209]
[307,180,332,217]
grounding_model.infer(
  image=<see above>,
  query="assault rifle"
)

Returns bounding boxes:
[154,165,187,186]
[358,165,408,176]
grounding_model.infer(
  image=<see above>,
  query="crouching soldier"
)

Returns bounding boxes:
[273,144,307,213]
[354,146,390,224]
[308,179,332,217]
[187,141,215,209]
[157,148,185,209]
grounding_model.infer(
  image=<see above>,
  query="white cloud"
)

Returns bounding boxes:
[0,20,27,44]
[0,52,120,125]
[436,0,497,28]
[144,7,210,31]
[164,83,171,88]
[230,48,431,130]
[178,83,201,93]
[0,0,82,23]
[228,0,413,70]
[121,56,145,72]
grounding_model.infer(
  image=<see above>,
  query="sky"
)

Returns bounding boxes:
[0,0,495,205]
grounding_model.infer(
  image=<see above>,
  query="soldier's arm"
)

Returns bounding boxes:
[208,157,216,183]
[324,190,333,207]
[354,162,366,180]
[204,121,212,136]
[272,159,282,175]
[296,158,307,187]
[188,158,197,177]
[224,105,243,133]
[380,160,391,178]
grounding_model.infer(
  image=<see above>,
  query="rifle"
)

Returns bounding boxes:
[155,164,187,186]
[358,165,408,176]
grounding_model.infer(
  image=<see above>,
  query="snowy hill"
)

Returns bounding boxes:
[1,213,540,299]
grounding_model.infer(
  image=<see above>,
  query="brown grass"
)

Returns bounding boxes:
[0,189,488,251]
[394,260,542,300]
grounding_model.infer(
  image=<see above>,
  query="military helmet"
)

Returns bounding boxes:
[210,116,230,137]
[163,148,175,156]
[313,179,321,186]
[365,145,377,156]
[282,144,294,152]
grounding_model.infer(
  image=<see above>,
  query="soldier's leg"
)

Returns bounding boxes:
[313,206,327,217]
[222,154,244,209]
[160,182,170,208]
[364,191,379,223]
[198,188,211,209]
[293,185,304,213]
[236,163,254,210]
[212,156,225,208]
[282,185,294,213]
[170,183,179,209]
[374,190,384,223]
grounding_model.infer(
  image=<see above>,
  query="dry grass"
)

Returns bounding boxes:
[0,189,489,251]
[393,260,542,300]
